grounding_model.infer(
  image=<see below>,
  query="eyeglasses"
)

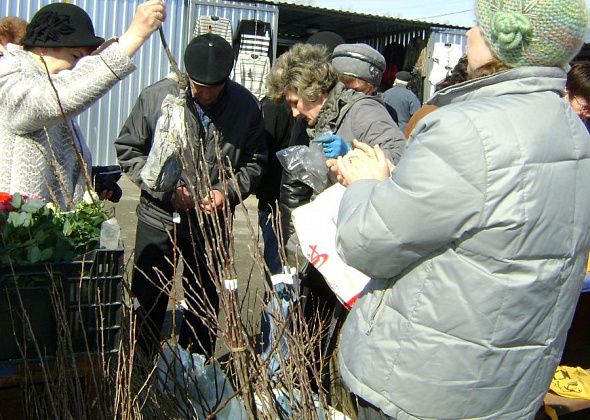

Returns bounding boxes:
[572,96,590,113]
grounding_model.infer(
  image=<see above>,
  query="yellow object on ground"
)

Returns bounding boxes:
[550,366,590,400]
[544,404,558,420]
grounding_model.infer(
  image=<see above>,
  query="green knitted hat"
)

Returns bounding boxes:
[475,0,588,68]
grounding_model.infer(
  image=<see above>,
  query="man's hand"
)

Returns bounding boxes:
[199,189,225,214]
[327,140,394,186]
[170,186,195,211]
[97,185,122,203]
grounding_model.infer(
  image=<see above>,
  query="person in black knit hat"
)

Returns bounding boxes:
[115,33,267,358]
[0,1,165,209]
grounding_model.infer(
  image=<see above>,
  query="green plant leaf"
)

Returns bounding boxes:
[28,245,41,263]
[63,219,72,236]
[39,247,53,261]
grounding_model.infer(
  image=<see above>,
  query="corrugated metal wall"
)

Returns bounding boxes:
[2,0,193,165]
[1,0,277,165]
[2,0,459,162]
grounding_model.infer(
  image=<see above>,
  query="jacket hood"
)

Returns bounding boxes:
[428,66,567,107]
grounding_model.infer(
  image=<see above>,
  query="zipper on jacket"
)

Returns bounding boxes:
[366,288,388,335]
[365,277,399,335]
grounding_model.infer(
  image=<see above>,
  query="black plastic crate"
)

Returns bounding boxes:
[0,249,124,362]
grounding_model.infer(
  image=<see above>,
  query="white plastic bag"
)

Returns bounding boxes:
[141,93,199,192]
[157,342,247,419]
[99,217,120,249]
[276,143,329,194]
[292,184,370,308]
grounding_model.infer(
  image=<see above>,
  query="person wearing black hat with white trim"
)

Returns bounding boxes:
[382,70,421,133]
[115,33,267,357]
[0,1,165,210]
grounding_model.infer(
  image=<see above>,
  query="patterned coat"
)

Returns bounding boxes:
[0,42,135,209]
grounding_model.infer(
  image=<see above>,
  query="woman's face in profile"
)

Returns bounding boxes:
[285,90,327,127]
[40,46,94,73]
[568,92,590,119]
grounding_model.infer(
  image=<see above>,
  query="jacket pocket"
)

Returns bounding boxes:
[365,279,395,335]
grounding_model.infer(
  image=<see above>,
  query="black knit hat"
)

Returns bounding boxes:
[184,33,234,86]
[395,71,412,82]
[21,3,103,48]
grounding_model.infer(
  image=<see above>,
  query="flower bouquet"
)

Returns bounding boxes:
[0,191,111,266]
[0,192,123,361]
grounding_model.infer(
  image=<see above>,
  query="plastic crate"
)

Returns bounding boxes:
[0,249,124,362]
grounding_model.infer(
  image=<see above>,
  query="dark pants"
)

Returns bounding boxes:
[297,264,343,394]
[131,218,220,358]
[357,397,393,420]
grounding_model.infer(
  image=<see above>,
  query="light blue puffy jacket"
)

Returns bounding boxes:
[336,66,590,420]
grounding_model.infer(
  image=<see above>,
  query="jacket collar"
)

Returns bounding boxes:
[185,80,230,117]
[309,82,366,138]
[428,67,567,107]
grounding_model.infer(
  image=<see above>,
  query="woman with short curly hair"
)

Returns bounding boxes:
[266,42,404,161]
[0,16,27,57]
[266,43,338,103]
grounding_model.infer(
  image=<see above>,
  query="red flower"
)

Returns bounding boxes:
[0,192,12,203]
[0,192,14,212]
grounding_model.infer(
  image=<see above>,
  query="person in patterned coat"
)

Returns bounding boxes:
[0,1,165,209]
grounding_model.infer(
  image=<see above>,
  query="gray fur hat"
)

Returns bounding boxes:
[331,43,386,87]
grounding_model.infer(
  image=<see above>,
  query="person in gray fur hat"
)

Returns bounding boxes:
[332,43,399,123]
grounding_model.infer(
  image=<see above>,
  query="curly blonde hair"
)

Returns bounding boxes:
[266,43,339,102]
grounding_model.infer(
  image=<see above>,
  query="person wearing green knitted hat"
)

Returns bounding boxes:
[475,0,587,69]
[329,1,590,419]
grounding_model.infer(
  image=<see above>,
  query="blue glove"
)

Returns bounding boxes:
[315,133,351,158]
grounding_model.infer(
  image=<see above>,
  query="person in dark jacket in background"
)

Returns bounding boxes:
[382,70,421,132]
[115,33,267,357]
[256,97,293,275]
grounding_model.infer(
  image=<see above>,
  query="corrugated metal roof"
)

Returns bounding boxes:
[255,0,468,41]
